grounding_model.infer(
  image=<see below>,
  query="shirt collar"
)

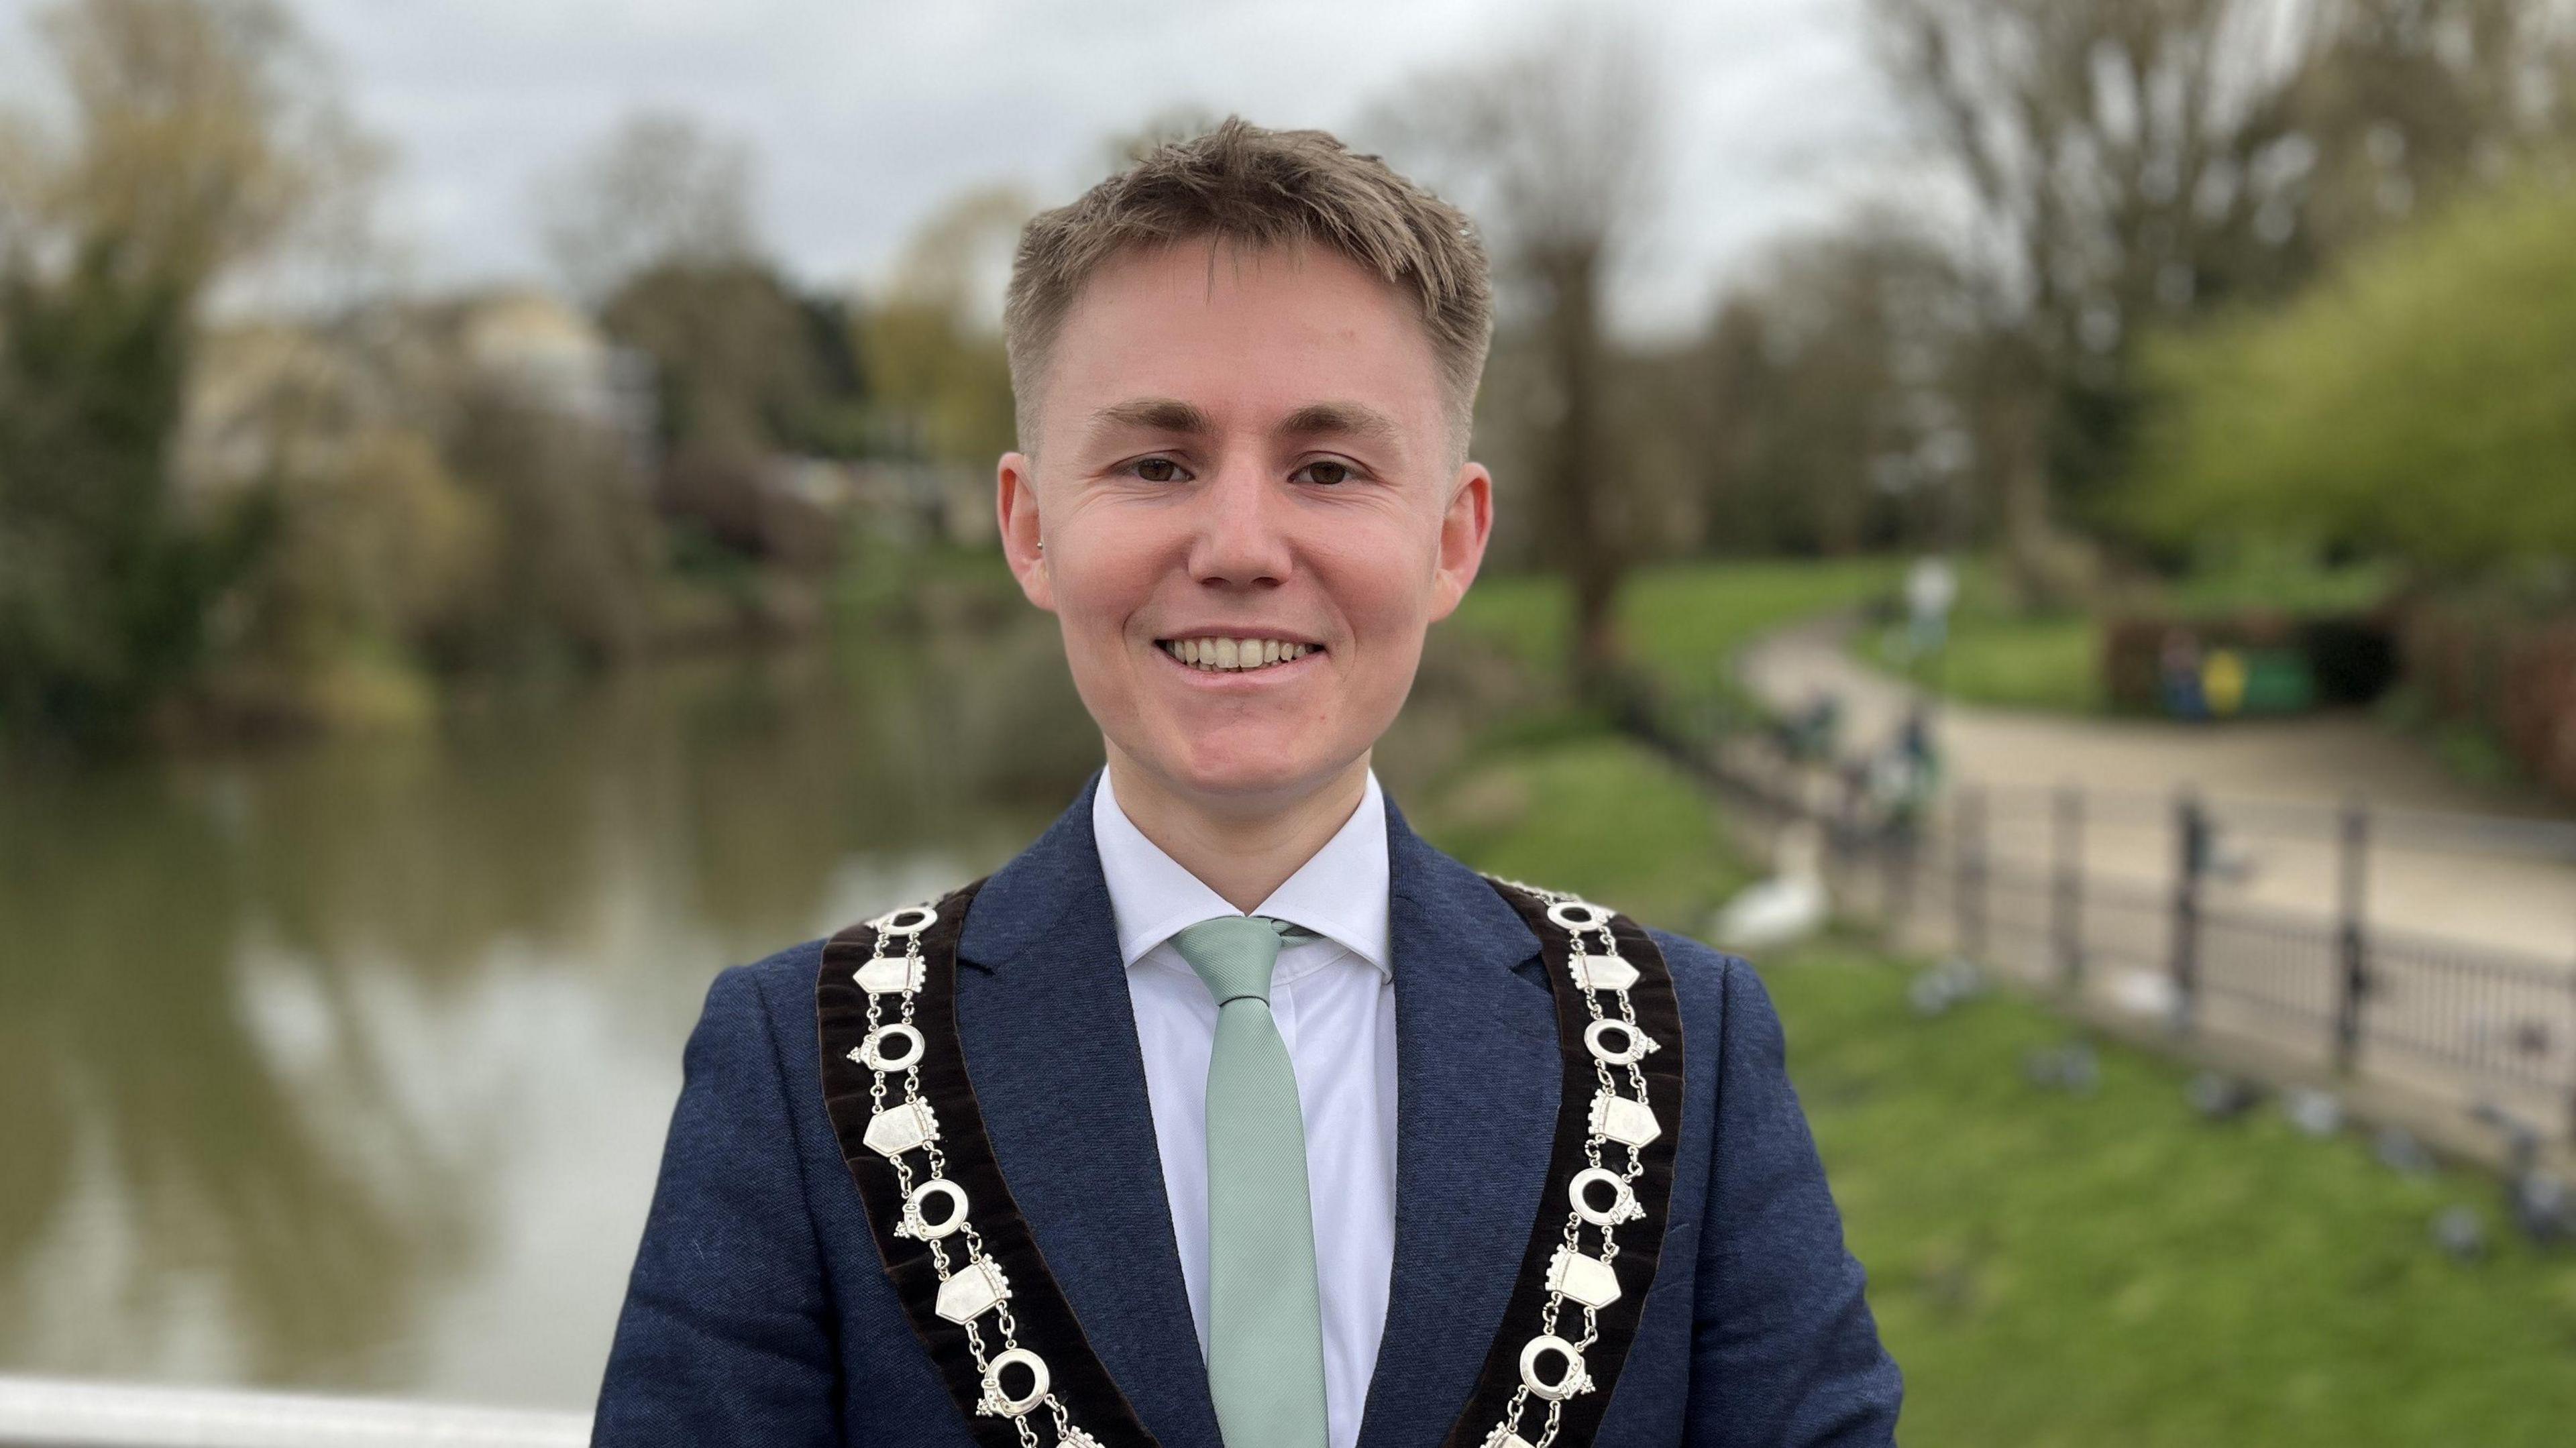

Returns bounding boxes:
[1091,766,1391,978]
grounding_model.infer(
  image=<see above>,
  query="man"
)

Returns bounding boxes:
[594,119,1902,1448]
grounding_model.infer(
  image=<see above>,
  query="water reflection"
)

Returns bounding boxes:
[0,615,1525,1405]
[0,620,1093,1404]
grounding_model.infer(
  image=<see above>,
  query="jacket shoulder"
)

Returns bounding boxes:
[1479,871,1744,1013]
[708,936,830,1032]
[1644,924,1746,1015]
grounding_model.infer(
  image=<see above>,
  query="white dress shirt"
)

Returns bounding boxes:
[1093,767,1396,1448]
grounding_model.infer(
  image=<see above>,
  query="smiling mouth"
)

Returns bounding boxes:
[1155,636,1322,673]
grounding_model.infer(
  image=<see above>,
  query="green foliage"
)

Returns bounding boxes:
[0,250,272,744]
[0,0,389,747]
[428,385,659,674]
[601,260,843,458]
[858,296,1016,465]
[2132,178,2576,574]
[2163,539,2404,617]
[856,184,1028,465]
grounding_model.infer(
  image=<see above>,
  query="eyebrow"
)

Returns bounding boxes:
[1080,396,1407,456]
[1277,401,1403,453]
[1084,397,1214,448]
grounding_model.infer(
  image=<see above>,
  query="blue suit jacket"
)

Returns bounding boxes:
[594,769,1902,1445]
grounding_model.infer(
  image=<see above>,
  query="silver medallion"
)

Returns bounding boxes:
[1546,1245,1623,1310]
[1584,1017,1659,1066]
[854,953,924,995]
[1518,1333,1595,1401]
[1588,1088,1661,1148]
[856,1023,925,1072]
[935,1255,1012,1324]
[862,1098,940,1158]
[898,1178,968,1241]
[1568,1166,1644,1227]
[975,1346,1049,1417]
[1570,951,1640,993]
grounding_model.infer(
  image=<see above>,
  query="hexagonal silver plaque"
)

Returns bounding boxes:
[935,1255,1012,1324]
[1546,1245,1622,1309]
[854,954,924,995]
[1588,1089,1660,1148]
[863,1099,940,1158]
[1570,952,1640,993]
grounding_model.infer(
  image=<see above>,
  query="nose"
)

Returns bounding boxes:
[1185,455,1293,590]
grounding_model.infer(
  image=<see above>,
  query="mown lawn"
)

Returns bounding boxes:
[1858,553,2403,716]
[1456,555,1905,682]
[1770,940,2576,1448]
[1415,724,2576,1448]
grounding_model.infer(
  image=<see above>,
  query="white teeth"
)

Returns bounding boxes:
[1160,638,1316,672]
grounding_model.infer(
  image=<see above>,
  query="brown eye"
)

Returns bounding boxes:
[1135,457,1181,482]
[1299,461,1350,486]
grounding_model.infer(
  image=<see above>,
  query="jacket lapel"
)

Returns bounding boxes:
[953,769,1222,1448]
[945,771,1558,1448]
[1356,795,1560,1448]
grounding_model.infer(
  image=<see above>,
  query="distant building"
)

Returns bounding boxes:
[451,288,657,478]
[176,287,655,496]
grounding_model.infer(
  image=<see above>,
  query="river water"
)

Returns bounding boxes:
[0,617,1501,1411]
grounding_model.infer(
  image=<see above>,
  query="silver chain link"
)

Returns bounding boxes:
[855,882,1655,1448]
[1474,883,1662,1448]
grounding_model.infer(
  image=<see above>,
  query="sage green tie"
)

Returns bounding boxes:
[1170,914,1330,1448]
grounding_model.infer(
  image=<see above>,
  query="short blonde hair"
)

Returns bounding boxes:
[1002,117,1493,459]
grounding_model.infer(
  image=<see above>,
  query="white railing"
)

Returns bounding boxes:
[0,1376,588,1448]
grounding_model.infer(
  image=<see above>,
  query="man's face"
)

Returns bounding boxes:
[997,239,1491,815]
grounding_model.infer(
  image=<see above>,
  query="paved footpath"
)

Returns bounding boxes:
[1737,614,2576,964]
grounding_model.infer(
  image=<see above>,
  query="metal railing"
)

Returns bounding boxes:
[1634,698,2576,1150]
[0,1375,587,1448]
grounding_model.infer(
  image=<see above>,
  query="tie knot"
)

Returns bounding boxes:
[1171,915,1315,1007]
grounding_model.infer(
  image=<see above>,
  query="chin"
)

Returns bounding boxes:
[1154,730,1342,803]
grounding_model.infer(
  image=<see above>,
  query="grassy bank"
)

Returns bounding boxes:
[1774,941,2576,1447]
[1412,558,2576,1447]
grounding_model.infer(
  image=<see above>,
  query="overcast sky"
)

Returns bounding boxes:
[1,0,1924,337]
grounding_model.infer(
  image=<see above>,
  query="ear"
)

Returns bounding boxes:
[997,451,1056,612]
[1426,460,1493,623]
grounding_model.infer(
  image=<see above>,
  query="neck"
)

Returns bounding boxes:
[1102,745,1371,913]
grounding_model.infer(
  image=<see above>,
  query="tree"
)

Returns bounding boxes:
[0,0,378,746]
[543,109,870,564]
[537,111,761,310]
[857,184,1028,467]
[1697,219,1972,558]
[2132,175,2576,575]
[1869,0,2576,602]
[601,259,814,459]
[1369,9,1662,703]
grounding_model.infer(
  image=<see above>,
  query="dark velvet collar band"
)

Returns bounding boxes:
[815,875,1684,1448]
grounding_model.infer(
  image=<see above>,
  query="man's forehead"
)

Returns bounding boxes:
[1029,238,1456,462]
